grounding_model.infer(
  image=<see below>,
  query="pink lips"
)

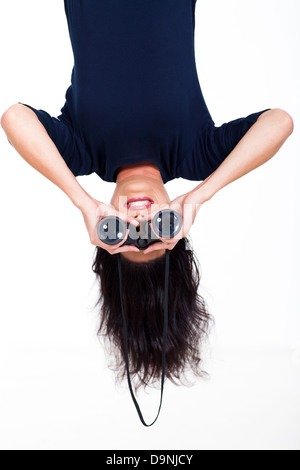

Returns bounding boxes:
[124,197,155,210]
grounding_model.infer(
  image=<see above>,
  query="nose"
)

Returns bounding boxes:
[130,209,150,225]
[133,214,147,226]
[128,207,150,221]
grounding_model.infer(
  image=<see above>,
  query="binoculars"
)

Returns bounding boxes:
[97,209,182,250]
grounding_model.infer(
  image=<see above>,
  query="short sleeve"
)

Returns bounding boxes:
[177,108,272,181]
[18,102,97,177]
[212,108,272,157]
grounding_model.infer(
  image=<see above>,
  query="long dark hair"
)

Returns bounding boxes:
[92,237,213,391]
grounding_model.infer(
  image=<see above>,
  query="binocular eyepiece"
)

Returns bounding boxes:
[97,209,182,250]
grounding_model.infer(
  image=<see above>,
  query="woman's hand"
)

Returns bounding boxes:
[141,190,205,255]
[80,197,140,254]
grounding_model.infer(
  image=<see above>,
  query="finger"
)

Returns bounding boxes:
[144,204,183,224]
[105,204,140,227]
[154,226,183,243]
[117,212,140,227]
[172,226,184,241]
[113,245,141,254]
[111,228,140,253]
[96,203,115,219]
[96,240,140,254]
[95,226,127,250]
[96,204,140,228]
[142,242,169,255]
[144,203,170,221]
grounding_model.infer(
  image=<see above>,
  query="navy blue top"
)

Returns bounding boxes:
[20,0,270,183]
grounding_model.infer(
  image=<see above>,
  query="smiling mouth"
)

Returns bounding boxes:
[125,197,155,210]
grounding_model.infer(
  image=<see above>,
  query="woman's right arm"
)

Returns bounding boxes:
[1,103,92,210]
[1,104,140,253]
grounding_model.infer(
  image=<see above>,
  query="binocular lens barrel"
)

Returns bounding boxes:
[97,209,182,247]
[98,217,128,245]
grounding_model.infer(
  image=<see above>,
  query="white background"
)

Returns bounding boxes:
[0,0,299,450]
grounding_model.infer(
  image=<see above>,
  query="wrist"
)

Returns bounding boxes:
[70,188,94,211]
[186,186,212,205]
[190,174,218,203]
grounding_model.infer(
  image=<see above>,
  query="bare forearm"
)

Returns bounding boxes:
[189,109,293,203]
[19,135,90,209]
[1,105,92,210]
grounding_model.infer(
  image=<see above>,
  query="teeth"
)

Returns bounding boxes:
[128,200,150,207]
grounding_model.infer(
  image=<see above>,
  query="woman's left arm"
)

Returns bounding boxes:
[142,109,293,255]
[186,109,294,206]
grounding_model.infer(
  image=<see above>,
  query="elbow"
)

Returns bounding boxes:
[1,103,23,132]
[282,110,294,137]
[0,109,9,131]
[272,108,294,137]
[1,107,15,133]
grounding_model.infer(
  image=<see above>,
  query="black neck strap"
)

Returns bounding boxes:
[117,249,170,427]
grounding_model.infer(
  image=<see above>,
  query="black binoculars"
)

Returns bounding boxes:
[97,209,182,250]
